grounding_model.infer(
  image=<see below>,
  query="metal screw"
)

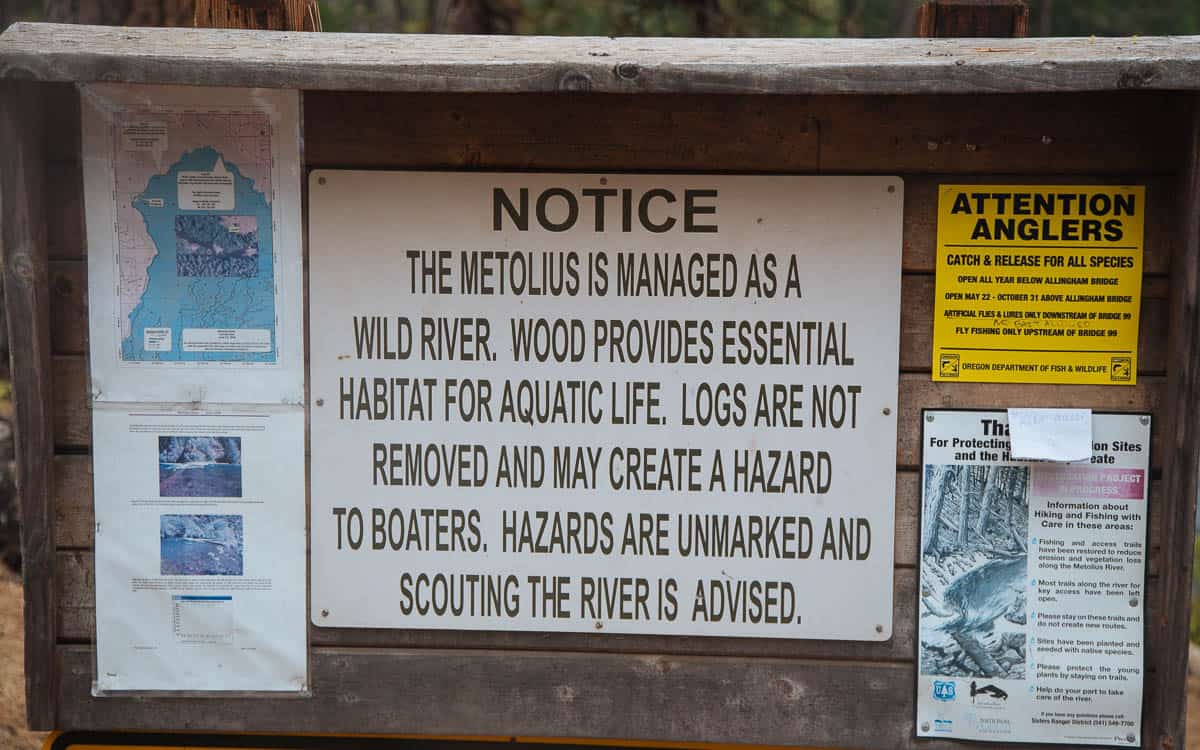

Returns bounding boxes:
[1129,597,1139,608]
[321,609,329,618]
[315,398,324,407]
[882,407,891,416]
[927,414,935,422]
[1140,416,1150,425]
[599,177,608,185]
[887,185,896,193]
[921,722,930,733]
[875,624,884,634]
[1126,733,1135,743]
[318,176,327,186]
[594,621,603,630]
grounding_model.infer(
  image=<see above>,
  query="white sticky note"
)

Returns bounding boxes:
[1007,408,1092,462]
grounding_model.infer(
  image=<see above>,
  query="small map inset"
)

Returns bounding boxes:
[176,215,259,278]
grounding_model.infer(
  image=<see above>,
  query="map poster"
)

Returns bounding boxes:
[931,185,1144,386]
[82,84,304,404]
[916,410,1148,746]
[91,405,307,693]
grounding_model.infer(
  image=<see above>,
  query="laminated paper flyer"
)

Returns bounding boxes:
[932,185,1144,386]
[81,84,304,405]
[92,407,306,692]
[916,410,1148,746]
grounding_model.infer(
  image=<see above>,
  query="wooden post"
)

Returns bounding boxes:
[1152,95,1200,750]
[0,79,56,731]
[194,0,322,31]
[916,0,1029,37]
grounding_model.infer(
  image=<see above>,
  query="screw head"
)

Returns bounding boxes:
[594,621,603,630]
[921,722,930,733]
[1129,597,1139,607]
[926,414,935,422]
[320,609,329,618]
[315,398,325,407]
[882,407,892,416]
[318,176,327,185]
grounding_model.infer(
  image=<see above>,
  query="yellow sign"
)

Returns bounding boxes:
[932,184,1144,385]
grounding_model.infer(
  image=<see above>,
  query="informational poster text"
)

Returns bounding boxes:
[932,185,1144,385]
[308,173,904,640]
[92,408,307,692]
[916,410,1148,746]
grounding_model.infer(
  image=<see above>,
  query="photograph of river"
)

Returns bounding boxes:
[160,514,243,576]
[159,436,242,497]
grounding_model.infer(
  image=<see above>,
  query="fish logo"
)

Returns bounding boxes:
[939,353,960,378]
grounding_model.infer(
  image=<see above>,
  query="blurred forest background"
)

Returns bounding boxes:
[2,0,1200,36]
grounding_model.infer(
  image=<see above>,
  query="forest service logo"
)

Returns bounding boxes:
[933,681,957,701]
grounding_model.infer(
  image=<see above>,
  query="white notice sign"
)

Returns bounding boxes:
[917,410,1148,746]
[308,173,903,640]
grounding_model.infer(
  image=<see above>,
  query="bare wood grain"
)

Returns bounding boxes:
[304,92,1187,177]
[1146,97,1200,750]
[50,641,1162,747]
[6,24,1200,95]
[50,261,87,355]
[1,79,58,731]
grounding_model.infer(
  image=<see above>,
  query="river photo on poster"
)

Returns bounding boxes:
[920,464,1029,681]
[158,436,242,497]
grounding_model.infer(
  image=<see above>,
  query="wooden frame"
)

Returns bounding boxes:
[1,23,1197,750]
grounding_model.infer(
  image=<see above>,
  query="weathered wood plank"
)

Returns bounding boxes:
[1,79,58,730]
[53,454,92,548]
[305,92,1186,176]
[7,24,1200,95]
[50,643,1160,748]
[50,261,87,355]
[50,355,1165,464]
[1145,98,1200,750]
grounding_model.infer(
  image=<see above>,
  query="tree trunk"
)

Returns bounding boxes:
[957,466,973,547]
[43,0,195,26]
[430,0,516,33]
[975,466,996,536]
[922,465,946,555]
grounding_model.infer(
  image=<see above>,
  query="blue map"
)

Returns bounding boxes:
[122,147,276,362]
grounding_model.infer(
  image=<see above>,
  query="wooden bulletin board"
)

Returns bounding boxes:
[2,23,1199,750]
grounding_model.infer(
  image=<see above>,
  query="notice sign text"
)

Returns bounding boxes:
[308,173,903,640]
[933,185,1144,385]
